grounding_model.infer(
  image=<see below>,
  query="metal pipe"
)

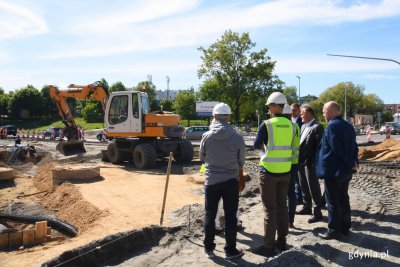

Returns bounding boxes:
[160,152,173,225]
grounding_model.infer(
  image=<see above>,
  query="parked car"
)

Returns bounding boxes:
[0,125,17,136]
[44,127,64,138]
[379,122,400,135]
[182,126,209,140]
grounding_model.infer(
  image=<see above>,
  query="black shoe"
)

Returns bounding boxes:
[296,208,312,215]
[250,245,276,257]
[225,249,244,260]
[204,248,215,259]
[275,241,287,251]
[318,231,341,240]
[289,222,295,229]
[296,200,304,205]
[308,216,323,223]
[342,229,350,236]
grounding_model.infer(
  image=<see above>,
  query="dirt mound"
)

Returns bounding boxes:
[40,183,107,233]
[33,161,107,233]
[33,162,60,191]
[359,139,400,161]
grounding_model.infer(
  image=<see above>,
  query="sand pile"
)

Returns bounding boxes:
[359,139,400,161]
[41,183,107,233]
[33,162,107,233]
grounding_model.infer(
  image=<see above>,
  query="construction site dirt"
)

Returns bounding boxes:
[0,135,399,266]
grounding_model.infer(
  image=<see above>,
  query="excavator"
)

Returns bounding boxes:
[49,81,193,168]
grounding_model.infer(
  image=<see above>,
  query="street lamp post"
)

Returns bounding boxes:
[296,76,301,104]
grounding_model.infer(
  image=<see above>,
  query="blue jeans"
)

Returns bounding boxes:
[288,164,298,224]
[204,178,239,253]
[324,176,351,233]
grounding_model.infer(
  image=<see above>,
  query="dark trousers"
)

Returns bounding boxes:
[295,170,303,203]
[288,164,298,224]
[298,163,323,216]
[204,178,239,253]
[324,176,351,233]
[259,171,290,249]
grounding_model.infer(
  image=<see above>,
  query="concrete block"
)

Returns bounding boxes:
[0,167,13,180]
[51,164,100,185]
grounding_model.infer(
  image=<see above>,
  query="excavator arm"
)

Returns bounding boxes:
[49,81,109,155]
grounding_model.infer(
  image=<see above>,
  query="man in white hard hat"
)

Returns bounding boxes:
[200,102,246,260]
[252,92,297,257]
[282,104,300,229]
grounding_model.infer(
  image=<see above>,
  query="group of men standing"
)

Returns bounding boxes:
[199,91,358,260]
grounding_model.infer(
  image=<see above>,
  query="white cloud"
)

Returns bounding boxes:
[275,55,399,73]
[362,73,400,80]
[43,0,400,59]
[0,0,48,39]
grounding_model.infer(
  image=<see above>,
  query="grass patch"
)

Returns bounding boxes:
[0,118,104,131]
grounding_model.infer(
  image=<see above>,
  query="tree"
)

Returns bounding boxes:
[310,82,384,121]
[135,81,158,111]
[0,93,11,120]
[100,78,110,93]
[198,30,282,123]
[160,98,174,111]
[283,86,298,105]
[81,102,103,122]
[173,89,196,126]
[10,85,43,119]
[40,85,58,118]
[110,81,126,92]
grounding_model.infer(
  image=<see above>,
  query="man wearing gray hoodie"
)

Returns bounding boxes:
[200,102,246,260]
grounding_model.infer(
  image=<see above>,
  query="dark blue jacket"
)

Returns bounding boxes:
[316,116,358,180]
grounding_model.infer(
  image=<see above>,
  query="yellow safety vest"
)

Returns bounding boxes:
[291,123,300,164]
[259,117,295,173]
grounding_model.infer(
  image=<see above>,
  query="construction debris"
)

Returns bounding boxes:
[358,138,400,161]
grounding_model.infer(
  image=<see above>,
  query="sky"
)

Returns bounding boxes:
[0,0,399,104]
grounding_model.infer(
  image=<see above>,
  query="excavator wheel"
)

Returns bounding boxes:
[133,143,156,169]
[173,139,194,162]
[107,142,126,164]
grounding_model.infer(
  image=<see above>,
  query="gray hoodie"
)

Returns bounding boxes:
[199,121,246,185]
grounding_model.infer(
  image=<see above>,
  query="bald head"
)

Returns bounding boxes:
[323,101,341,122]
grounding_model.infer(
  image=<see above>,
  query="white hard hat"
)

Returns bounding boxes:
[282,104,292,114]
[213,102,232,115]
[266,92,288,105]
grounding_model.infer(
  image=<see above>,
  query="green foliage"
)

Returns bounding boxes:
[173,89,196,125]
[110,81,126,92]
[283,86,298,104]
[382,111,393,122]
[135,81,159,111]
[160,98,174,111]
[81,102,103,123]
[10,85,43,119]
[198,30,282,124]
[310,82,384,121]
[198,79,224,101]
[0,93,11,118]
[40,85,58,119]
[100,78,110,93]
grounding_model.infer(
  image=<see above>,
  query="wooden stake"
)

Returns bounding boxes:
[0,233,8,249]
[35,221,47,245]
[160,152,173,226]
[22,229,35,247]
[9,231,22,247]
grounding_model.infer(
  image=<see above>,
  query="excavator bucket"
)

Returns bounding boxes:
[56,140,86,156]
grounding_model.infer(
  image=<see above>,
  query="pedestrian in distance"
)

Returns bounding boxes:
[252,92,297,257]
[200,102,246,260]
[291,103,304,205]
[316,101,358,240]
[282,104,300,229]
[297,105,325,223]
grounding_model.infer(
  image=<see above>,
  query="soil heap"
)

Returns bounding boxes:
[358,138,400,161]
